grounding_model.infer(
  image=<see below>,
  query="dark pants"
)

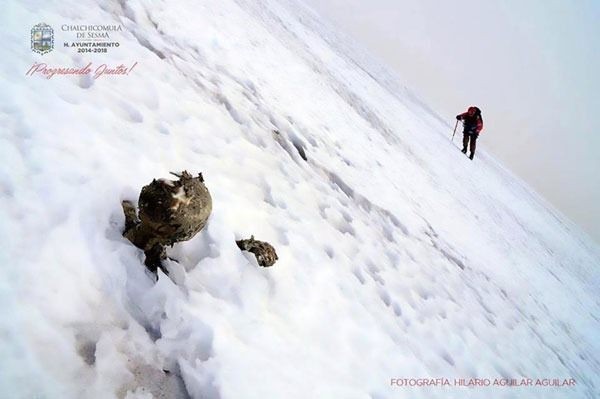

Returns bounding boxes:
[462,133,478,158]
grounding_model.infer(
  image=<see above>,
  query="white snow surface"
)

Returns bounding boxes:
[1,0,600,398]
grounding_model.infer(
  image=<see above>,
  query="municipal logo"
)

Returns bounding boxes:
[31,23,54,55]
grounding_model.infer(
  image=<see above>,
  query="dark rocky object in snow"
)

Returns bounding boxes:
[236,236,278,267]
[122,171,212,273]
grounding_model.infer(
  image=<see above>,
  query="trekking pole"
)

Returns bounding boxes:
[451,120,459,141]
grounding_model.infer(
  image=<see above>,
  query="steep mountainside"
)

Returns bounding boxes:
[1,1,599,398]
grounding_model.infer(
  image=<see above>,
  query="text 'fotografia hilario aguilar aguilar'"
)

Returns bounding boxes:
[390,377,576,388]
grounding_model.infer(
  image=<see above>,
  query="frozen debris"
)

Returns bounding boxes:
[170,186,192,211]
[122,170,212,274]
[157,178,175,187]
[236,235,279,267]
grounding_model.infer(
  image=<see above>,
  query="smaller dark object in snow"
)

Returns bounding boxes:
[122,170,212,274]
[236,236,278,267]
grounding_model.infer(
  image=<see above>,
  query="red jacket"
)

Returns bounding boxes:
[457,107,483,134]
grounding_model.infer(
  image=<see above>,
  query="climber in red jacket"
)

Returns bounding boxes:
[456,106,484,160]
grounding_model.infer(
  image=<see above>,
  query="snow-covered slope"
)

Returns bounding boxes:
[1,0,599,398]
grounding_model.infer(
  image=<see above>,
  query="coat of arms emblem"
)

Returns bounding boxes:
[31,23,54,55]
